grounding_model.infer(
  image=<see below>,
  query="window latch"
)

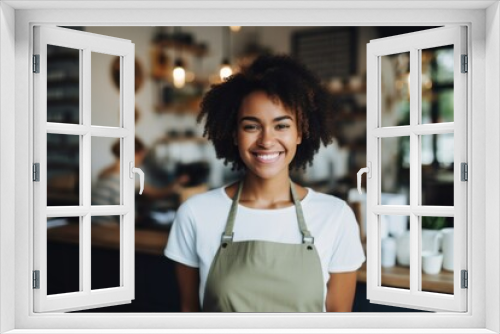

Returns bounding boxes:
[129,161,144,195]
[357,162,372,194]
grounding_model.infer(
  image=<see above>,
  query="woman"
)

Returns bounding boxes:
[165,55,365,312]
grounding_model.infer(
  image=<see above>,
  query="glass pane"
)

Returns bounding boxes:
[381,136,410,205]
[91,216,121,290]
[47,216,80,295]
[47,134,80,206]
[47,45,80,124]
[420,216,454,295]
[421,133,454,206]
[91,137,121,206]
[380,52,410,127]
[421,45,454,124]
[381,215,410,290]
[92,52,120,127]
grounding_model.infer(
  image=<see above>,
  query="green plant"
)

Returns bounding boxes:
[422,216,446,230]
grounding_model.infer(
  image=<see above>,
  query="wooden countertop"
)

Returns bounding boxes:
[48,224,454,294]
[47,223,168,256]
[356,262,454,294]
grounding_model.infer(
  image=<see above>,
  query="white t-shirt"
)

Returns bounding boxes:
[165,186,366,308]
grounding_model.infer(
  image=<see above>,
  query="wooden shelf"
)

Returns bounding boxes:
[153,40,208,57]
[156,136,207,144]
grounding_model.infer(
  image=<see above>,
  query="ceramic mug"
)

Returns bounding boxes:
[422,229,443,254]
[381,237,397,267]
[422,251,443,275]
[441,228,454,271]
[396,230,410,267]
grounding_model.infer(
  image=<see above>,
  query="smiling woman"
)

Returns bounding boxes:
[165,54,366,312]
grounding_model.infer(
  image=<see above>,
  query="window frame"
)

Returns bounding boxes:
[1,2,497,333]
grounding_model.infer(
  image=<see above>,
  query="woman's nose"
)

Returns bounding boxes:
[257,129,275,148]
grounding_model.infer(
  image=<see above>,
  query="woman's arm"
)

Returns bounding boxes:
[175,263,201,312]
[325,271,358,312]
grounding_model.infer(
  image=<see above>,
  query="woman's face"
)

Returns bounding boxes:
[235,90,302,181]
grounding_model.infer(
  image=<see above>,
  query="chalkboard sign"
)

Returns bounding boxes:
[292,27,357,81]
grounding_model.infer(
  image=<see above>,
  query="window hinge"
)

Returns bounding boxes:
[33,163,40,182]
[33,54,40,73]
[461,270,468,289]
[461,162,468,181]
[461,54,468,73]
[33,270,40,289]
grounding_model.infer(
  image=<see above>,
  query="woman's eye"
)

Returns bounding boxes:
[276,124,291,130]
[243,124,259,131]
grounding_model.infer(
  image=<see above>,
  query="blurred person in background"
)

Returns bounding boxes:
[92,137,189,223]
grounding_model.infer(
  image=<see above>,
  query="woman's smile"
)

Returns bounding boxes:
[252,151,284,164]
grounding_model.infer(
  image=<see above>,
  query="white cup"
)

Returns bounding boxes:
[381,237,397,267]
[422,251,443,275]
[396,230,410,267]
[422,229,443,254]
[441,228,454,271]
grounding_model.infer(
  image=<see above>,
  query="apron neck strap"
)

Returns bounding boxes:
[222,179,314,244]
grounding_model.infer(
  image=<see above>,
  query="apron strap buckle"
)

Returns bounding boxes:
[221,233,234,244]
[302,236,314,244]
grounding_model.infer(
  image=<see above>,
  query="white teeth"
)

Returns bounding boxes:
[256,153,280,160]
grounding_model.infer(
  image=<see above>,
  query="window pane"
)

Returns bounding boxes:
[47,45,80,124]
[91,137,121,206]
[380,215,410,290]
[420,216,454,295]
[47,217,80,295]
[421,45,454,124]
[380,52,410,127]
[91,216,121,290]
[47,134,80,206]
[421,133,454,206]
[381,136,410,205]
[92,52,120,127]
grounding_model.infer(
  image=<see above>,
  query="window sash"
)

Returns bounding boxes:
[33,25,136,313]
[366,26,467,312]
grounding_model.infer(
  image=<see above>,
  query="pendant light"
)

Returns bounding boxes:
[220,26,233,81]
[173,26,186,88]
[173,58,186,89]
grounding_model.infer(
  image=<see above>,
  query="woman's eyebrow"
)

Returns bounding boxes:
[239,115,293,123]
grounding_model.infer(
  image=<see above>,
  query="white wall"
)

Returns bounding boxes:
[0,2,16,333]
[485,3,500,332]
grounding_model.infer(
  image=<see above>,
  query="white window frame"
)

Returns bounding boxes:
[366,26,468,312]
[33,26,136,313]
[0,2,498,333]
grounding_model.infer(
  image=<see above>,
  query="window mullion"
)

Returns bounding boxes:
[409,47,420,294]
[82,47,92,294]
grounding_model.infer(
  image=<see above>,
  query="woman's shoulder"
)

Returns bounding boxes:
[180,186,229,211]
[304,188,347,211]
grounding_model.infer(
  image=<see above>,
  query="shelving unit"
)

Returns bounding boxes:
[46,43,81,206]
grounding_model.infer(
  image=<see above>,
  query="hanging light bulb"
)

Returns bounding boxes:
[230,26,241,32]
[173,58,185,89]
[220,58,233,81]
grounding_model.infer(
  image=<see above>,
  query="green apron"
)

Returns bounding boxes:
[203,180,324,312]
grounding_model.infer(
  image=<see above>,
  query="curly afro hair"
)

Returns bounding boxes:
[197,54,336,171]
